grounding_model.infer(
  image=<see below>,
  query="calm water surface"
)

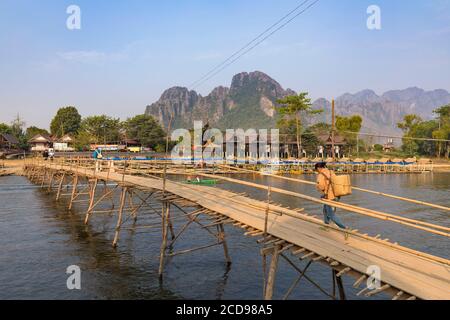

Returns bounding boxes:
[0,173,449,300]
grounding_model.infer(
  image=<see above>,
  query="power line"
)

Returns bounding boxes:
[189,0,320,90]
[191,0,320,90]
[343,131,450,143]
[189,0,311,88]
[278,130,450,142]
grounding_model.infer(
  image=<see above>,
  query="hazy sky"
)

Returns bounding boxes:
[1,0,449,129]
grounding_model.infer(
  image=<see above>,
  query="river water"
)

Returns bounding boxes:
[0,173,449,300]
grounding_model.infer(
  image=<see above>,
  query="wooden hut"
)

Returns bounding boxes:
[317,133,347,158]
[29,134,53,152]
[0,133,20,150]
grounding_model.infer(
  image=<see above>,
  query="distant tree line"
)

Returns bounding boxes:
[397,104,450,158]
[0,106,167,152]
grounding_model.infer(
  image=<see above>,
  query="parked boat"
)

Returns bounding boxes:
[185,178,218,185]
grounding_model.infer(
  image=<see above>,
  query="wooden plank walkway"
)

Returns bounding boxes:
[27,162,450,300]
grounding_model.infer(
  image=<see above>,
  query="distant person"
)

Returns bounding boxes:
[334,146,340,159]
[48,148,55,161]
[318,145,324,159]
[93,147,103,171]
[315,162,346,230]
[43,150,49,160]
[301,148,307,158]
[93,147,103,160]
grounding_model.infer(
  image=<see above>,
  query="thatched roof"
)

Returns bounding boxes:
[1,133,19,145]
[58,134,74,143]
[317,133,346,145]
[29,134,53,143]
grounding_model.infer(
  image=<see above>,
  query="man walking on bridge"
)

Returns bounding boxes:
[315,162,346,230]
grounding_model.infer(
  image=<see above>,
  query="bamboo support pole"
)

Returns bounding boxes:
[167,204,176,240]
[84,178,98,224]
[392,291,404,300]
[56,173,65,201]
[103,180,116,210]
[68,175,78,211]
[47,172,55,192]
[366,284,390,297]
[158,201,169,279]
[112,186,127,248]
[282,259,313,300]
[264,246,280,300]
[279,253,334,299]
[334,269,346,300]
[353,274,367,288]
[218,223,232,265]
[168,242,222,257]
[40,168,47,187]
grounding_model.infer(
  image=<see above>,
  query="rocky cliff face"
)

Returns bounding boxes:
[312,88,450,135]
[145,71,295,129]
[148,87,199,128]
[145,71,450,133]
[382,87,450,117]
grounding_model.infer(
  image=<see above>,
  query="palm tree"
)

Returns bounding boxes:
[276,92,323,158]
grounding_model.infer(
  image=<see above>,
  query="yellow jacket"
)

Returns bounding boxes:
[316,168,336,200]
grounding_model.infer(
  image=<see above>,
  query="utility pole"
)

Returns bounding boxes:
[356,134,359,157]
[331,99,335,161]
[165,113,174,158]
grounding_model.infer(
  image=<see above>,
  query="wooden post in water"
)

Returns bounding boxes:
[264,246,280,300]
[122,159,127,183]
[85,178,98,224]
[332,269,347,300]
[47,172,55,192]
[158,202,169,279]
[167,207,176,240]
[262,184,272,295]
[218,223,232,265]
[264,186,271,234]
[335,270,347,300]
[68,175,79,210]
[159,164,169,279]
[112,186,127,248]
[332,269,336,299]
[127,189,138,223]
[56,173,65,201]
[40,168,47,187]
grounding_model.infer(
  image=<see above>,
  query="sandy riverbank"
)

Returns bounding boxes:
[0,159,25,176]
[433,165,450,172]
[429,159,450,172]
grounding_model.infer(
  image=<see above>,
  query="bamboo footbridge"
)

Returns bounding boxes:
[23,158,450,300]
